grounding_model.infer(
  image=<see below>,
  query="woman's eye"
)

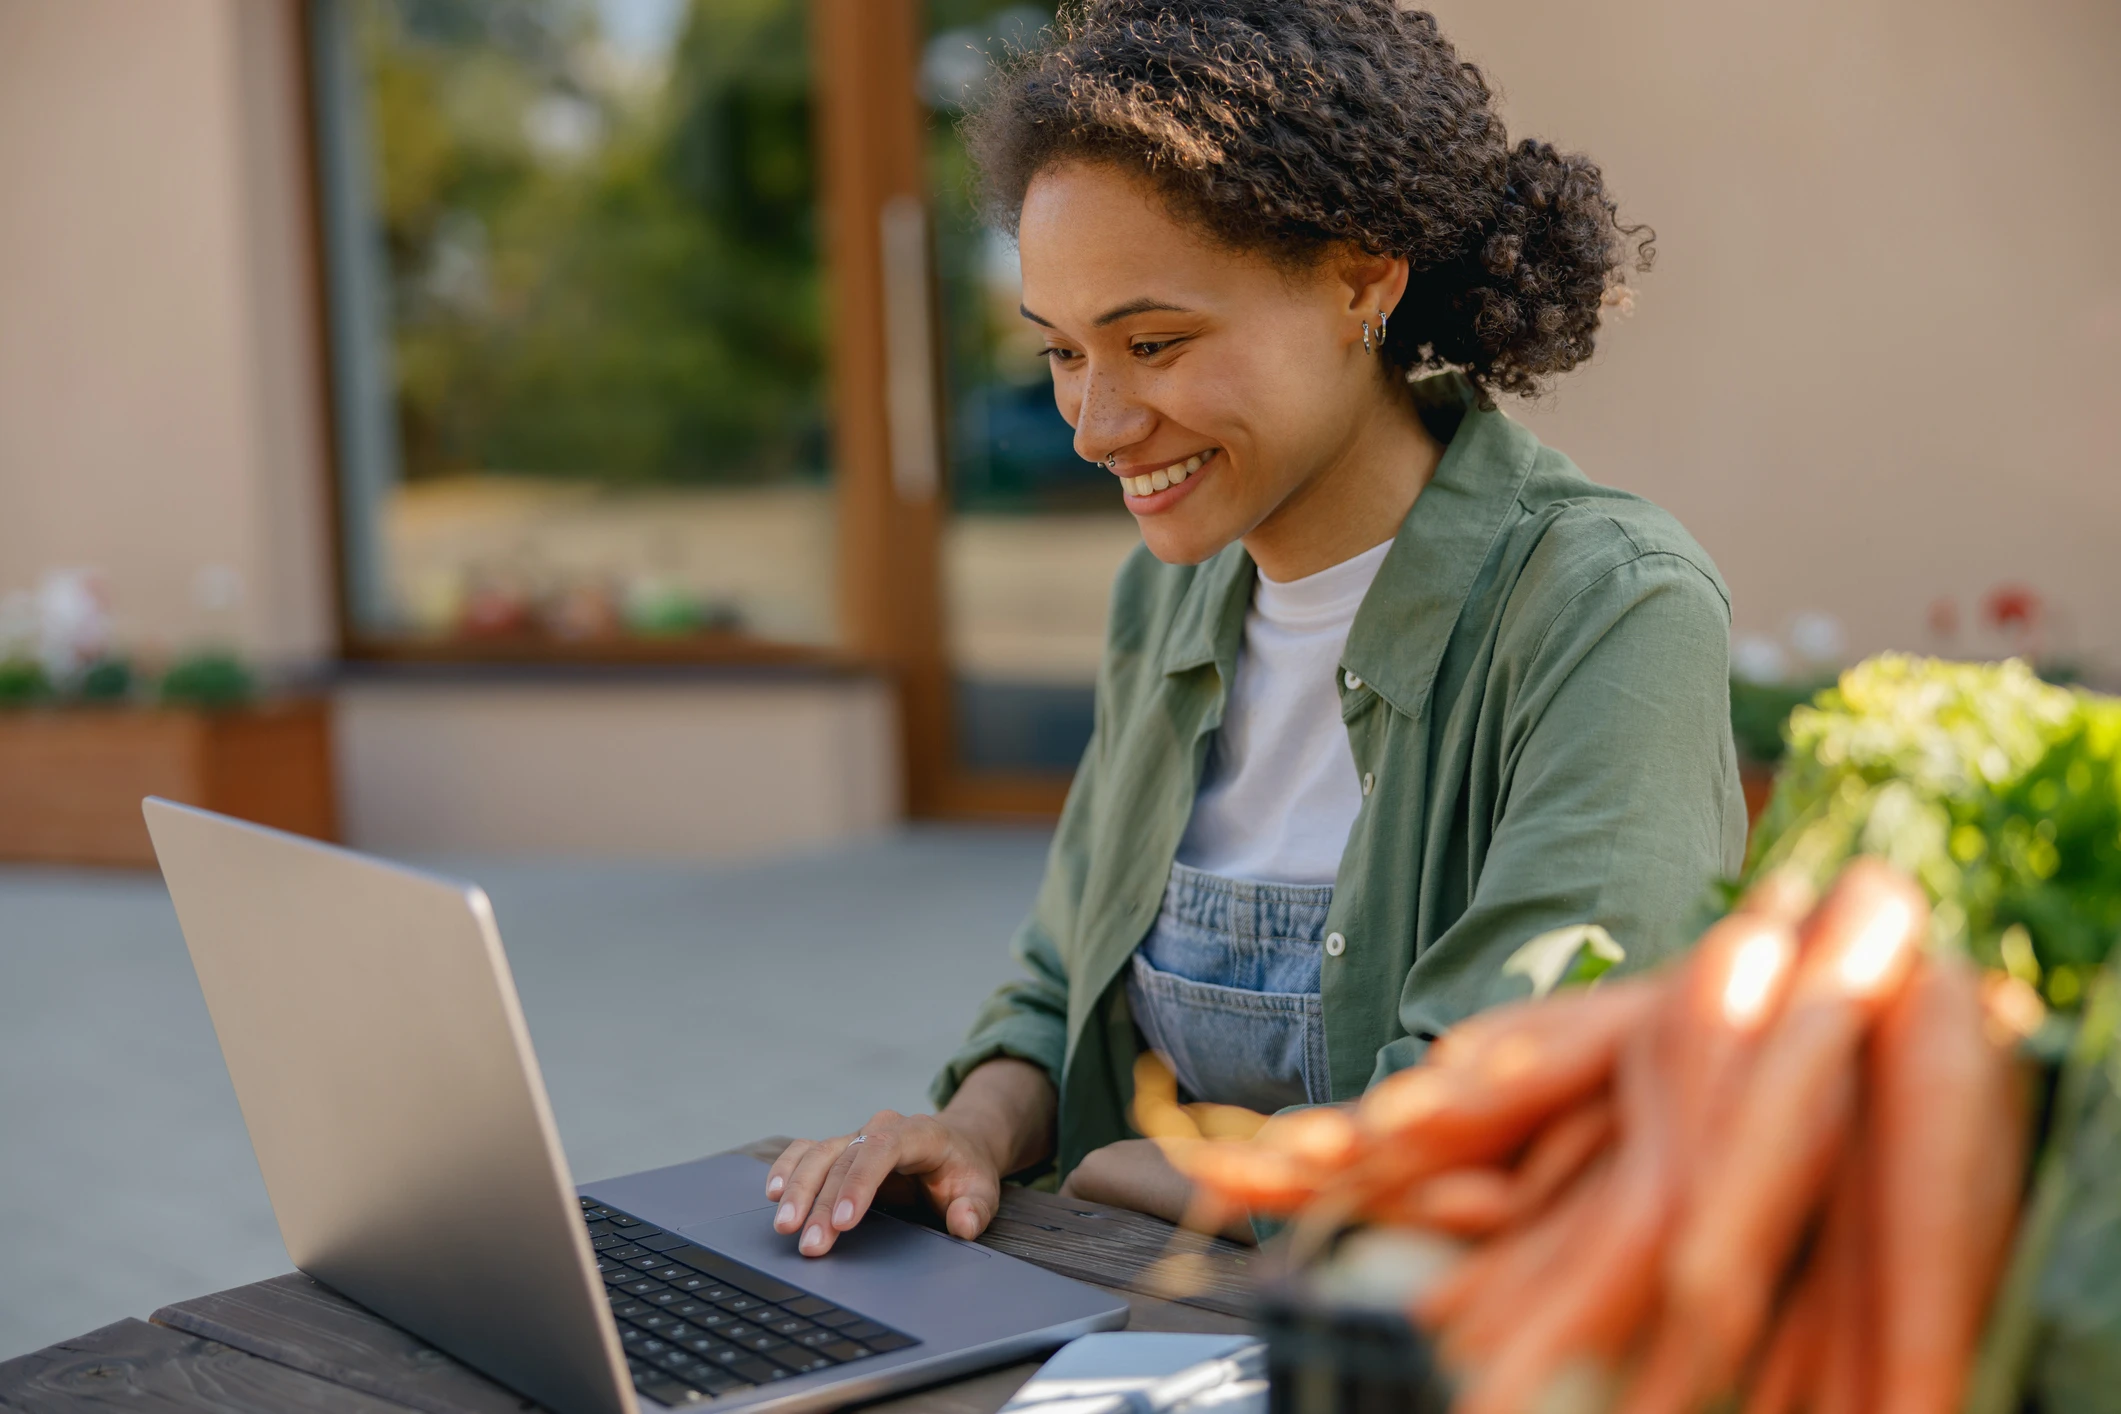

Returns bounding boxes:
[1040,347,1080,365]
[1132,340,1173,358]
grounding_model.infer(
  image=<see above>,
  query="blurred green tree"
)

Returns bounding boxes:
[361,0,825,486]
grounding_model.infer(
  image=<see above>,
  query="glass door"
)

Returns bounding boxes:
[924,4,1142,784]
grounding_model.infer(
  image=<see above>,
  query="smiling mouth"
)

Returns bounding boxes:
[1119,448,1217,499]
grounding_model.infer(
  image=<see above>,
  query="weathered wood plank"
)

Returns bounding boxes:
[147,1276,1243,1414]
[979,1188,1259,1320]
[736,1137,1262,1319]
[0,1317,414,1414]
[152,1275,539,1414]
[91,1139,1255,1414]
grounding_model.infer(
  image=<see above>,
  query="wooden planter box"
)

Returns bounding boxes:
[1741,758,1778,836]
[0,698,336,868]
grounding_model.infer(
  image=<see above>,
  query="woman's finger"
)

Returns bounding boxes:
[798,1112,916,1256]
[936,1164,1002,1240]
[829,1116,951,1232]
[774,1135,851,1234]
[764,1139,812,1202]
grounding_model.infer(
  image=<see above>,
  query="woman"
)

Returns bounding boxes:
[769,0,1744,1253]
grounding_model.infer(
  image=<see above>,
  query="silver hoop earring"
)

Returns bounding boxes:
[1377,309,1390,344]
[1361,320,1374,356]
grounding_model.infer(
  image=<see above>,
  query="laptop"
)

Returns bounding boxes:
[143,799,1130,1414]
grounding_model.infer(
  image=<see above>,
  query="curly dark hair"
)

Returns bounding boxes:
[965,0,1653,397]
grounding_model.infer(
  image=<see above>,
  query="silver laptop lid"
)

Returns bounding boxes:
[144,798,634,1414]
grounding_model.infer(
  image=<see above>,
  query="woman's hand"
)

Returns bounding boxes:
[766,1058,1056,1257]
[1059,1139,1258,1245]
[768,1112,1002,1254]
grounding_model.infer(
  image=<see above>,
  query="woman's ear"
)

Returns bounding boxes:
[1334,247,1412,323]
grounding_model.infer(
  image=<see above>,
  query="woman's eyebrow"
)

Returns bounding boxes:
[1017,298,1195,329]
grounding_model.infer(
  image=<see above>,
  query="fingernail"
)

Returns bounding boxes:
[803,1224,824,1252]
[766,1176,783,1199]
[777,1202,796,1228]
[833,1199,853,1227]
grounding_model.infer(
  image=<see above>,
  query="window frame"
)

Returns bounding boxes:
[298,0,1070,817]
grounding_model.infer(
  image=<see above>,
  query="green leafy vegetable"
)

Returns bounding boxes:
[1503,924,1624,998]
[1743,655,2121,1005]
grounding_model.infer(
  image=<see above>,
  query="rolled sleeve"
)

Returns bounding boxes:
[930,726,1102,1110]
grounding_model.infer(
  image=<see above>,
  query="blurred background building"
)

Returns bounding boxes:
[3,0,2117,860]
[3,0,2118,1372]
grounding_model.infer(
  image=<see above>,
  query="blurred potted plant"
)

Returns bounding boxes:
[0,567,335,867]
[1727,614,1845,829]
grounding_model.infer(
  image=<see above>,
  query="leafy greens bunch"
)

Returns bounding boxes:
[1744,654,2121,1010]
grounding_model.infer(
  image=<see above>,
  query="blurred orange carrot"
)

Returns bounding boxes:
[1422,975,1661,1075]
[1667,884,1807,1175]
[1738,1239,1829,1414]
[1425,1156,1613,1360]
[1386,1167,1516,1236]
[1668,860,1925,1386]
[1361,979,1661,1179]
[1616,1312,1707,1414]
[1253,1106,1362,1169]
[1870,953,2028,1414]
[1812,1124,1875,1414]
[1168,1106,1365,1216]
[1507,1097,1615,1223]
[1456,1020,1680,1414]
[1170,1142,1322,1213]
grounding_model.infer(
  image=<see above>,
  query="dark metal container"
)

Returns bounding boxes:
[1255,1272,1455,1414]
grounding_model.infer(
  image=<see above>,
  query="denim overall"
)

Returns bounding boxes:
[1124,860,1333,1112]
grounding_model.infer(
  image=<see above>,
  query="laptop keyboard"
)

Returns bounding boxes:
[579,1197,920,1406]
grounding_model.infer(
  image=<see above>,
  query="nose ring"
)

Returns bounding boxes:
[1104,455,1117,470]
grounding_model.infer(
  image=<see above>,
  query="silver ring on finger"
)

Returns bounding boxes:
[848,1133,868,1145]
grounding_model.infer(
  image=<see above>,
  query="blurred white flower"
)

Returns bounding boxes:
[37,568,112,682]
[1732,633,1790,684]
[1789,611,1847,667]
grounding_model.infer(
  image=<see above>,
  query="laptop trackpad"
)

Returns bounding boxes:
[681,1206,991,1317]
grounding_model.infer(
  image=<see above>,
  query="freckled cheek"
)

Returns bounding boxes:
[1050,374,1085,428]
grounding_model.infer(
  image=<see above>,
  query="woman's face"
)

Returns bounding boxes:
[1017,161,1397,566]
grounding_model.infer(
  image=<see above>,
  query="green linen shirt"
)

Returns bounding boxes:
[933,373,1746,1178]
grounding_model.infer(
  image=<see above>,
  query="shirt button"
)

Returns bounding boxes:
[1343,670,1364,691]
[1362,771,1375,796]
[1325,932,1347,957]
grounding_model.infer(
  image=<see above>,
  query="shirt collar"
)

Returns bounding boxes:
[1158,538,1253,680]
[1345,373,1539,717]
[1156,373,1539,707]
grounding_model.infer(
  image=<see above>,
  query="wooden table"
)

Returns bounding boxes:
[0,1142,1259,1414]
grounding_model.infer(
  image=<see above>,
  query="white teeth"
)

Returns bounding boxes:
[1123,452,1215,498]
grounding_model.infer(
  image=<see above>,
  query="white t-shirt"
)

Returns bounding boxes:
[1175,537,1395,886]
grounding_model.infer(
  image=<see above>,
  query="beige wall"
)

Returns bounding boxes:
[1424,0,2121,673]
[0,0,334,663]
[0,0,900,860]
[8,0,2117,859]
[336,678,900,860]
